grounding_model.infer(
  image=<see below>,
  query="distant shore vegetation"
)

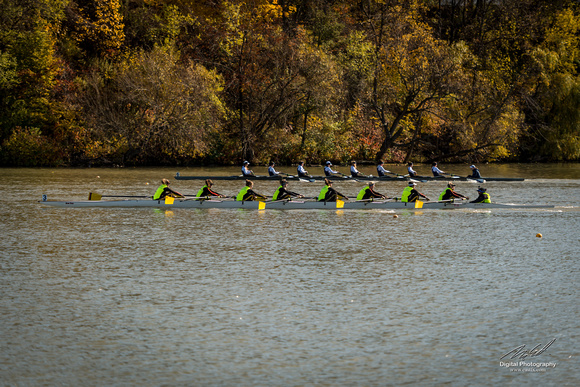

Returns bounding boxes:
[1,0,579,167]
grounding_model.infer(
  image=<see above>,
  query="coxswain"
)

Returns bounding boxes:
[242,161,255,177]
[431,162,445,177]
[196,179,226,200]
[153,178,184,200]
[407,162,418,177]
[468,165,482,179]
[273,179,304,201]
[318,178,349,202]
[356,182,388,201]
[470,187,491,203]
[236,180,267,201]
[376,160,391,177]
[438,182,469,201]
[297,161,311,178]
[268,161,281,176]
[401,181,429,202]
[324,161,339,176]
[350,161,365,177]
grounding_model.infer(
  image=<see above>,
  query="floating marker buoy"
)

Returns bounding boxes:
[393,215,398,218]
[536,233,542,238]
[97,176,100,178]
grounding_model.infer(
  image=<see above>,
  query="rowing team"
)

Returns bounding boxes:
[153,178,491,204]
[241,160,483,179]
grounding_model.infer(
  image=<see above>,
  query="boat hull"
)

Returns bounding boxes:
[39,199,553,210]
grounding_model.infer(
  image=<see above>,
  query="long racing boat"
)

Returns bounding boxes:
[173,172,523,182]
[39,196,553,210]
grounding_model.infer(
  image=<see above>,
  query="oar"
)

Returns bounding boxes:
[283,173,316,183]
[338,172,359,182]
[436,198,468,203]
[89,192,230,201]
[402,174,428,183]
[353,173,369,179]
[386,171,406,179]
[266,197,315,203]
[182,195,230,201]
[295,175,316,182]
[337,192,350,201]
[89,193,152,200]
[356,198,396,205]
[408,178,429,184]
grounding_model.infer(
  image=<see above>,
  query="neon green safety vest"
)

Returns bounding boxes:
[236,186,250,201]
[196,185,208,199]
[482,193,491,203]
[439,187,452,201]
[401,186,413,202]
[273,185,283,201]
[318,185,330,201]
[153,184,167,200]
[356,187,370,201]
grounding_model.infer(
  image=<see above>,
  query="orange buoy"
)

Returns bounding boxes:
[536,233,542,238]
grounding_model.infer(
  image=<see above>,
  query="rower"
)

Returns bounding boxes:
[324,161,339,176]
[401,181,429,202]
[350,161,365,177]
[196,179,226,200]
[470,187,491,203]
[318,178,349,202]
[376,160,391,177]
[297,161,311,178]
[273,179,304,201]
[268,161,281,176]
[431,162,445,177]
[356,182,387,201]
[236,180,267,201]
[242,161,255,177]
[468,165,482,179]
[438,182,469,201]
[153,178,184,200]
[407,162,418,177]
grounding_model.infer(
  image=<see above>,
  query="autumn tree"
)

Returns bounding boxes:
[79,45,225,165]
[0,0,71,165]
[355,1,463,162]
[66,0,125,59]
[192,0,338,163]
[521,7,580,161]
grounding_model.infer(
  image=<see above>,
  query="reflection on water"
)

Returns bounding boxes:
[0,167,578,386]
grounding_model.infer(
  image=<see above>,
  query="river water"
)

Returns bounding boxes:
[1,165,579,386]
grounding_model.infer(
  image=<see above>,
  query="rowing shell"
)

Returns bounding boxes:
[38,198,553,210]
[173,173,523,182]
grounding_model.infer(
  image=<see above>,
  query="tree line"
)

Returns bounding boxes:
[1,0,579,167]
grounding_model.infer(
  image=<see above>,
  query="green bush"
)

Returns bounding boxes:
[0,127,63,166]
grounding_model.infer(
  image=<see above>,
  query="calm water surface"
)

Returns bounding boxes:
[1,165,579,386]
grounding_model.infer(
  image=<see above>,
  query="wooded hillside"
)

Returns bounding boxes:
[1,0,579,166]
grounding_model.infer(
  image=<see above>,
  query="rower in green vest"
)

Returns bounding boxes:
[153,178,184,200]
[273,179,304,201]
[356,182,388,200]
[470,187,491,203]
[318,178,348,202]
[401,181,429,202]
[438,182,469,201]
[236,180,267,201]
[196,179,226,200]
